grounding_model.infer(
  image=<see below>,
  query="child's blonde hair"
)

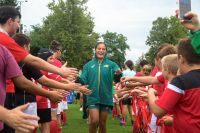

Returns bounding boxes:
[161,54,178,75]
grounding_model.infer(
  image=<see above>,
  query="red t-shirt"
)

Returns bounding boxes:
[135,71,143,76]
[36,70,50,109]
[48,71,62,108]
[52,59,62,68]
[5,80,15,93]
[150,66,158,76]
[155,70,200,133]
[0,32,28,93]
[49,59,63,108]
[0,32,28,62]
[51,59,67,101]
[152,72,166,97]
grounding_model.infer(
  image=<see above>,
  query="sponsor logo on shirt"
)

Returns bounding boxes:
[91,64,95,68]
[103,65,109,68]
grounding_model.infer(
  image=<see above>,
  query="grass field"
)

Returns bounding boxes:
[62,103,132,133]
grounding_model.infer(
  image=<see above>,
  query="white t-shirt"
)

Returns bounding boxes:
[122,69,136,77]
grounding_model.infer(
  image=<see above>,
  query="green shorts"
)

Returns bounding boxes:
[87,104,113,113]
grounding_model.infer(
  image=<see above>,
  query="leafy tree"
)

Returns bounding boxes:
[145,16,187,65]
[102,31,130,67]
[29,25,50,56]
[0,0,17,6]
[30,0,98,68]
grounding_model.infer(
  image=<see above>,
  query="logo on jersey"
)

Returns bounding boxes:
[91,64,95,68]
[104,64,109,68]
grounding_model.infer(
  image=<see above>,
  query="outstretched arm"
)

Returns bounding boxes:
[12,75,63,103]
[22,54,78,78]
[148,88,166,118]
[121,76,160,85]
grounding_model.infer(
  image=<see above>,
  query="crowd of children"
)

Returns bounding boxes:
[114,12,200,133]
[0,4,200,133]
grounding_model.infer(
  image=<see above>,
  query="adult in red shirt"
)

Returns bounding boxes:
[0,6,79,88]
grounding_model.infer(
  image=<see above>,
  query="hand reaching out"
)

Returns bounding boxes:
[48,91,63,104]
[78,85,92,95]
[120,76,133,83]
[3,104,39,133]
[60,67,79,79]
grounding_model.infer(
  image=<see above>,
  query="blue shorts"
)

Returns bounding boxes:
[87,104,113,113]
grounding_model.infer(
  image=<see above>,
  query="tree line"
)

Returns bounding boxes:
[0,0,188,68]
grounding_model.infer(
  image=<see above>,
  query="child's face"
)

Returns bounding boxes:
[155,58,161,70]
[161,67,168,79]
[54,50,61,58]
[142,65,151,75]
[47,55,54,63]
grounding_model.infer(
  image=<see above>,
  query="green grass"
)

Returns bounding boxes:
[62,104,132,133]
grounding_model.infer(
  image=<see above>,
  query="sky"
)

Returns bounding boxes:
[21,0,200,62]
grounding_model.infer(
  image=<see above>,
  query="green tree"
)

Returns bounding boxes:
[29,25,50,56]
[30,0,98,68]
[0,0,17,6]
[145,16,187,65]
[102,31,130,67]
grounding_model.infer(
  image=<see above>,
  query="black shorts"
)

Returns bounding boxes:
[37,108,51,123]
[76,93,80,99]
[4,93,15,109]
[0,124,14,133]
[122,97,132,105]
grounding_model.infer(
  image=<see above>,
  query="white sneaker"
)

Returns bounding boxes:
[80,107,83,111]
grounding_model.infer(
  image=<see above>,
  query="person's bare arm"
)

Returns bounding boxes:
[22,54,78,78]
[37,75,91,95]
[121,76,160,85]
[148,88,166,118]
[12,75,63,103]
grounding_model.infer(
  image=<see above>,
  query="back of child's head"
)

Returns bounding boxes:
[49,40,62,52]
[139,60,149,67]
[125,60,134,70]
[178,38,200,65]
[13,33,31,47]
[161,54,178,75]
[156,44,177,60]
[37,48,54,61]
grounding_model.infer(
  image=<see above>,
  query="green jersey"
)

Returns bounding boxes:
[80,56,119,107]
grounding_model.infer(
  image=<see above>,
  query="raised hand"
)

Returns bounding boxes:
[162,115,173,126]
[181,12,200,32]
[120,76,133,83]
[48,91,63,103]
[131,87,148,98]
[66,83,82,90]
[78,85,92,95]
[60,67,79,79]
[56,89,70,96]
